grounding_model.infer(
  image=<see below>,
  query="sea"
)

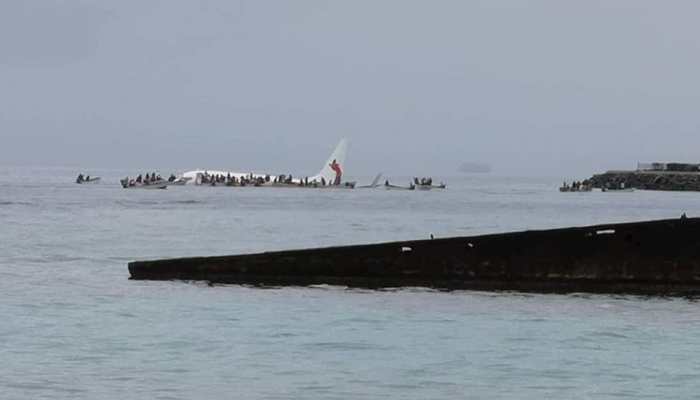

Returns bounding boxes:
[2,166,700,399]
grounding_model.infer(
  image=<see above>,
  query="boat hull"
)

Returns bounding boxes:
[120,179,169,189]
[384,184,415,191]
[76,177,100,184]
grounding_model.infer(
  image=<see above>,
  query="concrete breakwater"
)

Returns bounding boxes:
[590,170,700,191]
[129,218,700,295]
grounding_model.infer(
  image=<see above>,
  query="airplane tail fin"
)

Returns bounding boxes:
[311,139,348,183]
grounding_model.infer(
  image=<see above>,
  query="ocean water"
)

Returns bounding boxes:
[2,166,700,399]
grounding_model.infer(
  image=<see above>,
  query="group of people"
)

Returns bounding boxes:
[414,177,434,186]
[560,180,593,192]
[197,171,341,188]
[75,173,94,183]
[124,172,164,187]
[603,181,629,191]
[199,172,269,187]
[273,174,333,187]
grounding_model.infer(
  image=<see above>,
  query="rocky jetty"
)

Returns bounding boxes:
[130,218,700,295]
[590,170,700,191]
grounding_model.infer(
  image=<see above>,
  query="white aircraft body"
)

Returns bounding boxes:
[181,139,349,186]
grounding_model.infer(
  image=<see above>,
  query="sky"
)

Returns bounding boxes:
[1,0,700,178]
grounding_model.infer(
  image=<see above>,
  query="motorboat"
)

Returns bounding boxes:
[602,183,634,192]
[602,187,635,192]
[416,183,446,190]
[76,176,100,184]
[559,185,592,192]
[412,177,445,191]
[384,181,415,191]
[120,178,169,189]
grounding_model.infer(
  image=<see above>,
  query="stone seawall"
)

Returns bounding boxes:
[590,170,700,191]
[129,218,700,295]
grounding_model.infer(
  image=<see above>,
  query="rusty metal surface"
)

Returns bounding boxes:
[129,218,700,294]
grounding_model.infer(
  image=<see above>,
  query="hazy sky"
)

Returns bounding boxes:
[2,1,700,177]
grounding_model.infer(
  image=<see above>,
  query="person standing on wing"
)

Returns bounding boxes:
[329,159,342,185]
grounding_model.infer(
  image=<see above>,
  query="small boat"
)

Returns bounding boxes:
[602,188,635,192]
[559,186,592,192]
[384,181,415,191]
[120,178,168,189]
[76,177,100,184]
[416,183,447,191]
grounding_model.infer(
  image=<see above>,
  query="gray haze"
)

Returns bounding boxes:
[2,0,700,177]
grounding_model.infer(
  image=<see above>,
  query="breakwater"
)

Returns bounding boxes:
[590,170,700,191]
[129,218,700,295]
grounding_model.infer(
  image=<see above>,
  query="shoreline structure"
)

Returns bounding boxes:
[591,162,700,191]
[130,218,700,295]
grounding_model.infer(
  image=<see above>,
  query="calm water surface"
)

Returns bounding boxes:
[2,167,700,399]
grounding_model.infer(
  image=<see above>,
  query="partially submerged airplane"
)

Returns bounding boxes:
[181,139,353,187]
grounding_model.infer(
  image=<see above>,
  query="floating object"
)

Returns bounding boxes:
[416,183,446,191]
[128,217,700,295]
[76,177,100,184]
[384,181,415,191]
[602,188,634,193]
[559,186,592,192]
[120,178,169,189]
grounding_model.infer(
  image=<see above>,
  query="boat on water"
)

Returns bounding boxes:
[384,180,415,191]
[416,183,447,191]
[120,178,169,189]
[602,187,635,192]
[412,177,445,191]
[76,174,100,184]
[602,182,634,192]
[559,186,592,192]
[559,180,593,192]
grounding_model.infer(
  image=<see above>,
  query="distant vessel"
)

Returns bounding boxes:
[75,174,100,184]
[559,181,593,192]
[416,183,447,191]
[413,177,446,190]
[120,178,169,189]
[458,162,491,174]
[602,187,634,193]
[559,186,592,192]
[76,177,100,184]
[384,181,415,191]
